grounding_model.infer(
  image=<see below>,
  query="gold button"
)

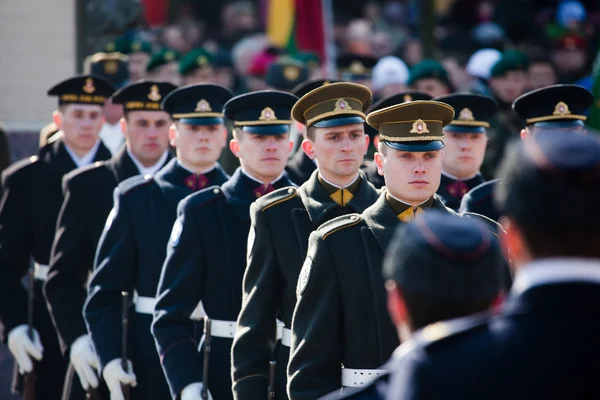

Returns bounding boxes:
[213,188,219,194]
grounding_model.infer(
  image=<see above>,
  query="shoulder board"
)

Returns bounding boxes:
[183,185,225,210]
[64,160,106,183]
[256,187,298,212]
[461,212,503,237]
[318,213,362,240]
[1,155,40,184]
[117,174,154,195]
[417,314,489,348]
[467,180,496,201]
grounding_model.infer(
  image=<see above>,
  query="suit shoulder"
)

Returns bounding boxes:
[117,174,154,196]
[317,213,363,240]
[1,155,41,185]
[255,186,299,212]
[415,314,490,350]
[63,161,108,187]
[464,180,497,203]
[181,185,225,211]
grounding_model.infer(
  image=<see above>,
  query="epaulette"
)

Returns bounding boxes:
[318,213,362,240]
[465,180,496,203]
[118,174,154,195]
[63,160,106,187]
[1,155,40,184]
[416,313,489,348]
[256,186,298,212]
[461,211,502,236]
[183,185,225,211]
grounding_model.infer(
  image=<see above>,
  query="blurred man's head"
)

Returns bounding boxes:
[408,60,452,98]
[488,51,528,105]
[527,55,559,91]
[384,212,505,340]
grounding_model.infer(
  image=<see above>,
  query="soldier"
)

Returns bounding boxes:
[83,83,232,400]
[288,100,455,399]
[147,48,182,86]
[361,90,432,189]
[232,82,379,400]
[44,80,176,398]
[0,75,114,399]
[434,93,497,211]
[383,132,600,400]
[265,57,310,92]
[179,49,216,85]
[336,54,377,89]
[152,90,297,400]
[331,211,506,399]
[407,60,452,98]
[461,84,593,221]
[106,37,153,82]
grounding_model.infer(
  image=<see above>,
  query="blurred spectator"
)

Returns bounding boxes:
[371,56,409,100]
[217,1,259,50]
[401,38,424,67]
[552,33,590,83]
[527,53,559,91]
[231,33,269,76]
[106,37,152,81]
[245,47,280,92]
[265,57,309,92]
[408,59,452,97]
[146,48,182,85]
[441,53,472,92]
[179,48,216,85]
[345,19,374,56]
[161,25,190,53]
[337,53,377,90]
[213,50,238,92]
[465,48,501,95]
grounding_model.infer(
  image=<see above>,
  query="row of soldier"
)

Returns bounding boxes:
[0,69,595,400]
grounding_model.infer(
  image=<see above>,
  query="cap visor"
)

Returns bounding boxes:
[179,117,224,126]
[242,124,290,135]
[444,125,486,134]
[533,120,585,129]
[313,115,365,128]
[384,140,445,152]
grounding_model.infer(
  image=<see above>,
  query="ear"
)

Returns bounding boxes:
[374,151,385,176]
[499,216,528,271]
[520,128,529,140]
[120,118,127,135]
[288,139,294,152]
[229,138,241,159]
[373,134,380,149]
[168,124,177,147]
[363,134,370,154]
[386,281,408,327]
[52,110,62,130]
[301,138,316,160]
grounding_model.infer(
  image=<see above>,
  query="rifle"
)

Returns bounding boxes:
[201,319,212,400]
[21,266,37,400]
[268,361,276,400]
[121,292,130,400]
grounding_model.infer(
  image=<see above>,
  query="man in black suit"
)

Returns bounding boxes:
[44,80,176,398]
[83,83,232,400]
[383,131,600,399]
[0,75,114,399]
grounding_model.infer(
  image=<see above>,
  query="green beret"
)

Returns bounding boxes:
[407,59,450,87]
[179,48,214,75]
[106,36,153,55]
[147,48,181,72]
[490,50,529,78]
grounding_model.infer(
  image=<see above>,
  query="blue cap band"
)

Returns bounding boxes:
[444,125,486,134]
[312,115,365,128]
[533,120,585,129]
[241,124,290,135]
[179,117,224,126]
[383,140,445,152]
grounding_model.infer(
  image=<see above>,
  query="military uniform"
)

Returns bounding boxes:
[152,90,297,400]
[0,75,114,399]
[288,100,455,399]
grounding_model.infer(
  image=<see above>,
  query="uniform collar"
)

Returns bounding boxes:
[63,139,101,168]
[127,149,169,176]
[317,172,360,193]
[241,168,286,186]
[177,160,217,175]
[441,170,479,182]
[385,192,434,216]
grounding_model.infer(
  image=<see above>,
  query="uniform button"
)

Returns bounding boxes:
[144,174,152,180]
[350,215,357,220]
[213,188,220,194]
[288,188,294,194]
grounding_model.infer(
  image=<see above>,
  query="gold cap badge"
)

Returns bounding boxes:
[553,101,571,116]
[283,65,300,81]
[349,60,366,74]
[410,119,429,134]
[165,51,175,61]
[334,98,352,112]
[259,107,277,121]
[403,94,413,102]
[131,41,141,52]
[148,84,162,102]
[195,99,212,112]
[104,60,118,74]
[83,78,96,94]
[458,108,474,121]
[197,55,208,66]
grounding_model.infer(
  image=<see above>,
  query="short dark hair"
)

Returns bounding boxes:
[495,137,600,258]
[384,216,504,331]
[306,125,316,141]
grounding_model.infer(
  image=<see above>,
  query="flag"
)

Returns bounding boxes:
[588,47,600,131]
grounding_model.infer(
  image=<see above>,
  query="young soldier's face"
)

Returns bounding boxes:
[123,111,171,166]
[172,123,227,170]
[128,53,149,81]
[305,123,369,183]
[442,131,488,179]
[231,131,293,182]
[58,104,105,152]
[376,146,443,204]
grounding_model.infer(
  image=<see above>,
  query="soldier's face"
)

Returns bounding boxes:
[489,71,527,104]
[183,67,216,85]
[305,123,369,184]
[172,122,227,170]
[123,111,171,166]
[230,132,293,182]
[150,62,181,86]
[376,147,443,205]
[129,53,150,81]
[441,132,487,179]
[412,78,450,98]
[57,104,104,152]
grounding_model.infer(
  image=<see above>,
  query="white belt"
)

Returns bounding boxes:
[208,319,236,338]
[276,320,292,347]
[34,263,49,281]
[341,368,386,387]
[134,293,205,321]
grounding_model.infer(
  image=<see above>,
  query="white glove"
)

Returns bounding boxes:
[102,358,137,400]
[7,325,43,373]
[181,382,213,400]
[70,334,100,390]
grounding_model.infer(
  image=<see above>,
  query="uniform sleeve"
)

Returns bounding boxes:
[0,173,33,336]
[231,203,282,398]
[44,177,91,354]
[84,187,137,369]
[287,231,343,400]
[151,202,205,398]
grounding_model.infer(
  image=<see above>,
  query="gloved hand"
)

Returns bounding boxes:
[181,382,213,400]
[7,325,43,373]
[70,334,100,390]
[102,358,137,400]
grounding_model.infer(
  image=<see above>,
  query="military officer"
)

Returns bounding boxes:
[336,54,377,89]
[179,48,216,85]
[147,48,182,86]
[265,57,310,92]
[44,80,176,398]
[0,75,114,399]
[361,90,433,189]
[288,100,455,399]
[231,82,379,400]
[152,90,297,400]
[434,93,497,211]
[382,132,600,400]
[460,84,593,221]
[83,83,232,400]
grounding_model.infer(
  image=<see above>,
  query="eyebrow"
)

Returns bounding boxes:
[323,130,344,136]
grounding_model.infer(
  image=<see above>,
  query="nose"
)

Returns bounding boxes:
[413,159,426,174]
[340,135,353,152]
[264,136,278,151]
